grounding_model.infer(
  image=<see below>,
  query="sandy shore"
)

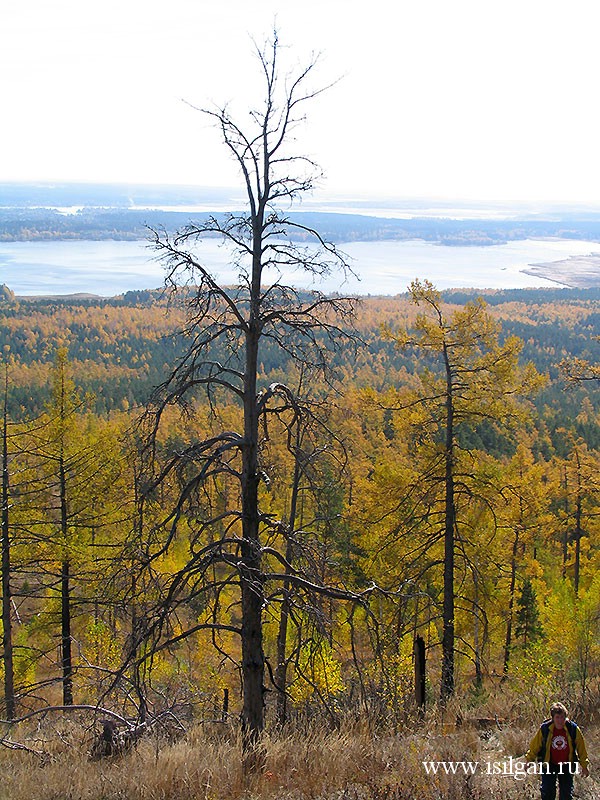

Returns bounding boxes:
[524,253,600,288]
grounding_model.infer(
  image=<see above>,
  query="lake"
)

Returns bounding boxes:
[1,237,599,296]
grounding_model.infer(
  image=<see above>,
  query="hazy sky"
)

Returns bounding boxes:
[2,0,600,205]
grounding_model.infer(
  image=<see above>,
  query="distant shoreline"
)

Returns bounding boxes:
[3,233,600,295]
[16,292,105,301]
[4,200,600,249]
[523,253,600,289]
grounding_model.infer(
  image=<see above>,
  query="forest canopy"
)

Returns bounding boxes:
[0,286,598,445]
[1,281,598,730]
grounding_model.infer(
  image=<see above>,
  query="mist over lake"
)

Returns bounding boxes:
[1,237,597,296]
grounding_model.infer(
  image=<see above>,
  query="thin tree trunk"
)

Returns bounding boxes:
[414,635,426,710]
[1,372,15,719]
[131,466,146,723]
[58,368,73,706]
[61,557,73,706]
[240,247,265,741]
[472,568,482,690]
[573,449,582,596]
[441,343,455,702]
[562,466,569,580]
[275,426,303,726]
[503,527,520,674]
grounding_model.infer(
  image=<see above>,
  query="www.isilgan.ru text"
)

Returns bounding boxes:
[422,759,582,781]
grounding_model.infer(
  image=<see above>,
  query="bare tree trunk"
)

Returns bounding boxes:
[573,449,582,596]
[58,371,73,707]
[414,635,426,710]
[130,465,147,723]
[240,285,264,740]
[60,557,73,706]
[275,426,303,726]
[441,342,455,703]
[472,568,482,690]
[274,567,292,726]
[503,526,520,675]
[1,370,15,719]
[562,465,569,580]
[504,478,528,675]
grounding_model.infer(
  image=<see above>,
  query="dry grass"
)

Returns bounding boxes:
[0,716,598,800]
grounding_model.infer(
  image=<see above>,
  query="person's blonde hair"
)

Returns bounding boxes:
[549,702,568,717]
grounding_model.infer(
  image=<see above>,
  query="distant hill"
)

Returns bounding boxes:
[4,205,600,250]
[3,182,600,248]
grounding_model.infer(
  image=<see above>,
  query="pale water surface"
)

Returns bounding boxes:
[0,237,597,296]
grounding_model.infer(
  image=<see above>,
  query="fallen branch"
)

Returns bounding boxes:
[1,702,190,760]
[0,704,129,727]
[0,737,48,758]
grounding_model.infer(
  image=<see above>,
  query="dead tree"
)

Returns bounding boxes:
[89,718,149,760]
[413,635,426,710]
[135,32,362,744]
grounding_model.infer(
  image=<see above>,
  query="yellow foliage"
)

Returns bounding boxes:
[288,640,345,705]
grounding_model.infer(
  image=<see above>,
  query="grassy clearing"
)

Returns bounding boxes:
[0,715,597,800]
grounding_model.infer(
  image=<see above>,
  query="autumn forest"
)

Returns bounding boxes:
[2,274,599,724]
[0,33,599,800]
